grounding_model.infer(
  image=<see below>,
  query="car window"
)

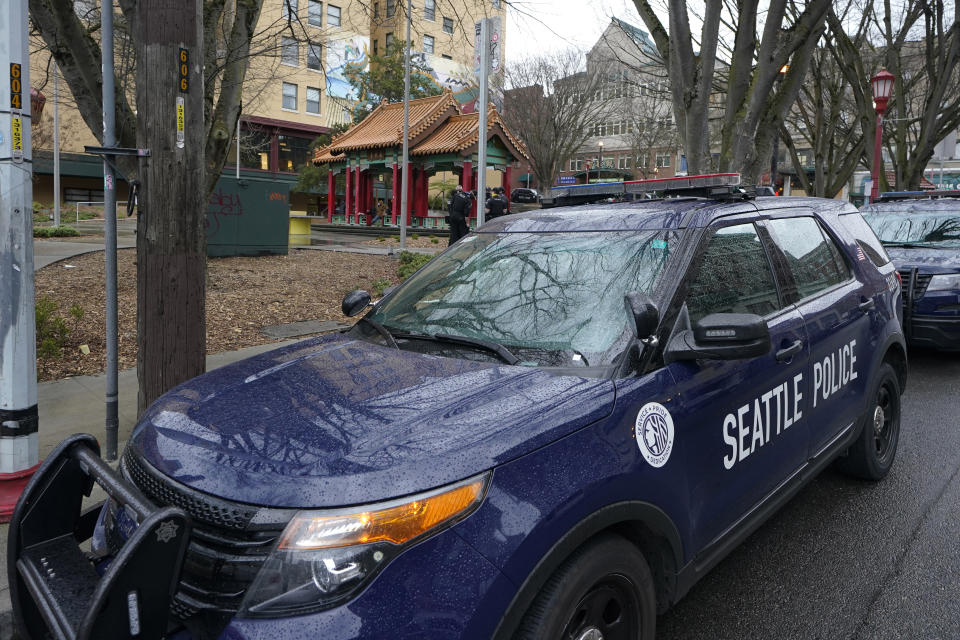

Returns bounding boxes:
[685,223,781,322]
[860,205,960,249]
[765,217,849,302]
[370,230,676,366]
[838,213,891,266]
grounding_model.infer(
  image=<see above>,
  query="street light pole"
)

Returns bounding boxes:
[598,141,604,182]
[399,0,412,250]
[870,69,895,203]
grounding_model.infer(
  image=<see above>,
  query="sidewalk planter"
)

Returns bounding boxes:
[205,176,289,257]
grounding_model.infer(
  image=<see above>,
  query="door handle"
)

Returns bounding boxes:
[858,298,876,312]
[776,340,803,363]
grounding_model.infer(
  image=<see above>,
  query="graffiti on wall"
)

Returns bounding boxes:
[206,187,244,239]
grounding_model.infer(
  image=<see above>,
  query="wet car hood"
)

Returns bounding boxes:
[128,334,615,508]
[885,247,960,274]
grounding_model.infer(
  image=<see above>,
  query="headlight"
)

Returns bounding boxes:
[926,273,960,292]
[239,473,489,618]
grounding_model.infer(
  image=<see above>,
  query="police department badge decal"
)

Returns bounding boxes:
[635,403,674,468]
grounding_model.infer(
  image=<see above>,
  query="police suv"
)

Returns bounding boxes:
[860,190,960,350]
[9,174,906,640]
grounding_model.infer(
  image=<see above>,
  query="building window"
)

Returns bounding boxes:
[373,1,379,19]
[327,4,340,26]
[307,42,322,70]
[656,153,671,168]
[637,154,649,169]
[424,0,435,20]
[385,32,394,47]
[306,86,321,114]
[282,0,298,20]
[492,0,501,7]
[278,135,312,172]
[373,39,378,55]
[618,156,631,169]
[309,0,323,25]
[386,0,395,17]
[282,82,298,110]
[442,16,453,34]
[423,34,435,54]
[441,53,452,59]
[281,37,299,66]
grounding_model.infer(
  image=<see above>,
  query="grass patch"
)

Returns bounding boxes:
[34,225,80,238]
[397,251,433,280]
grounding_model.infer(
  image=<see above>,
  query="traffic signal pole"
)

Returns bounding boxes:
[0,0,39,521]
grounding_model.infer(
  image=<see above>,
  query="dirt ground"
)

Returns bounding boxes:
[33,248,403,382]
[361,234,447,249]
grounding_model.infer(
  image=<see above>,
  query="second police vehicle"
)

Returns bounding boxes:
[860,190,960,350]
[9,174,906,640]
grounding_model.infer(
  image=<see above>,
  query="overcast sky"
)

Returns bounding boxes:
[505,0,651,65]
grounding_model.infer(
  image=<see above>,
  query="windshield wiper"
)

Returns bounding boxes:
[882,241,930,248]
[358,317,399,349]
[434,333,521,365]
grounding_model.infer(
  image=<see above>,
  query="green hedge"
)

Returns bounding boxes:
[34,225,80,238]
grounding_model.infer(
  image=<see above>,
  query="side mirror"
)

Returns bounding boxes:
[624,292,659,338]
[341,290,372,317]
[664,312,770,362]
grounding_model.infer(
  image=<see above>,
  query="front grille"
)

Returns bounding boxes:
[120,450,289,618]
[897,269,933,303]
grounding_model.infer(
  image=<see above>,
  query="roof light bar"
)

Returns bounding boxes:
[623,173,741,195]
[878,190,960,201]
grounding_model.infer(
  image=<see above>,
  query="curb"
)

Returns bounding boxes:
[1,608,18,640]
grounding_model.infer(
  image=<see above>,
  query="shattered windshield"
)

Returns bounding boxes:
[862,204,960,249]
[368,231,675,367]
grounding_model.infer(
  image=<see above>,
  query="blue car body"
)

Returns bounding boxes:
[24,191,905,640]
[861,195,960,350]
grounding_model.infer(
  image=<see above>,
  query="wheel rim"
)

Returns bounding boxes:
[873,380,898,462]
[562,575,641,640]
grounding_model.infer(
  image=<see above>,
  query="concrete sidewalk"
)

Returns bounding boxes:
[0,340,298,639]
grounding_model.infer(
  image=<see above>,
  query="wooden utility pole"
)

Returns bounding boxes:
[135,0,207,413]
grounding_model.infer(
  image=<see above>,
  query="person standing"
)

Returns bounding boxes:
[487,187,508,220]
[448,184,472,246]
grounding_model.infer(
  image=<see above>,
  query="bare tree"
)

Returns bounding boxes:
[781,24,865,198]
[503,50,606,190]
[625,86,680,179]
[631,0,832,181]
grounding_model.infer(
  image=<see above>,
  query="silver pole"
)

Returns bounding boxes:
[53,64,61,227]
[0,0,39,488]
[476,18,489,226]
[102,0,119,460]
[400,0,412,250]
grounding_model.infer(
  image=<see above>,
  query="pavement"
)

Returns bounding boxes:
[2,222,434,639]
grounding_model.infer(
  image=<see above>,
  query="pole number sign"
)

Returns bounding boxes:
[10,63,23,109]
[179,49,189,93]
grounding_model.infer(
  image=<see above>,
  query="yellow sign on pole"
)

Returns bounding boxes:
[176,97,185,149]
[11,115,23,162]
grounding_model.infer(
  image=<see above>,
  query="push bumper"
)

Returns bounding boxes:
[6,434,190,640]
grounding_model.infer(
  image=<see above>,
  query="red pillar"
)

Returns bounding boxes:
[327,169,335,220]
[345,164,353,224]
[470,168,478,218]
[391,163,399,225]
[415,169,427,221]
[406,166,416,223]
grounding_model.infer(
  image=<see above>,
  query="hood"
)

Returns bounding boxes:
[129,334,615,508]
[885,246,960,273]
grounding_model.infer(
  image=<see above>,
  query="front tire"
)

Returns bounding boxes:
[837,362,901,480]
[516,533,656,640]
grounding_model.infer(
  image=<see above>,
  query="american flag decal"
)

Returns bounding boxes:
[856,246,866,261]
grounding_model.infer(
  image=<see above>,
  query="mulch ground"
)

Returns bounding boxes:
[361,234,447,249]
[33,248,403,382]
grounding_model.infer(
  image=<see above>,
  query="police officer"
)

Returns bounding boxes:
[487,187,509,220]
[448,184,472,246]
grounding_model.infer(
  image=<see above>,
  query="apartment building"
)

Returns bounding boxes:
[29,0,505,211]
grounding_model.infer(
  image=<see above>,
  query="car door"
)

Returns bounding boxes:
[663,221,811,552]
[761,213,871,457]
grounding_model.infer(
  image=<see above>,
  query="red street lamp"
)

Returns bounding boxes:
[869,68,895,203]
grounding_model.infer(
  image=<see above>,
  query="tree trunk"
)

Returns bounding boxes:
[135,0,207,413]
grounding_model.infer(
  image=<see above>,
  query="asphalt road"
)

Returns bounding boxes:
[657,348,960,640]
